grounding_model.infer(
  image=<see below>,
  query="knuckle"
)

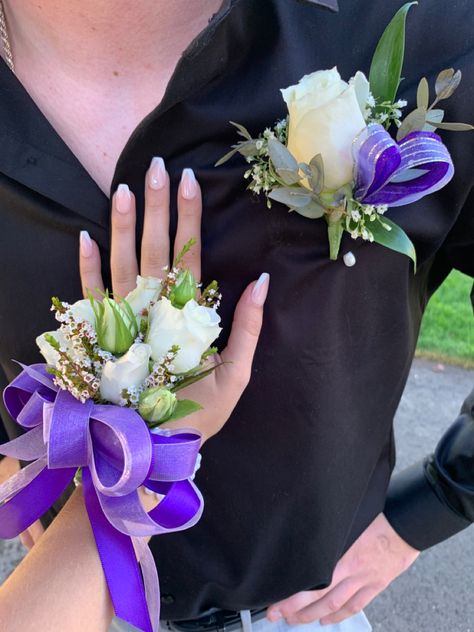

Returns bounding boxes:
[142,251,166,272]
[327,598,342,612]
[111,268,135,289]
[179,202,201,219]
[347,602,362,615]
[297,613,314,625]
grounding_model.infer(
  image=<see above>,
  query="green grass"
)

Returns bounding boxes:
[416,270,474,368]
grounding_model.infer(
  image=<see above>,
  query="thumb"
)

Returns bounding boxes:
[220,273,269,384]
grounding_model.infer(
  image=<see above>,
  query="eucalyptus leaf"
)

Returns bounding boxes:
[309,154,325,194]
[327,219,344,261]
[435,69,462,101]
[294,199,326,219]
[267,138,299,172]
[423,108,444,132]
[276,168,302,185]
[163,399,203,423]
[416,77,429,110]
[215,146,241,167]
[397,107,426,140]
[229,121,252,140]
[237,140,259,157]
[369,2,417,103]
[268,186,312,208]
[427,121,474,132]
[370,216,417,271]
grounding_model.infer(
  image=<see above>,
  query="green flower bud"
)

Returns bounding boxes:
[91,295,138,355]
[170,270,197,309]
[138,387,177,424]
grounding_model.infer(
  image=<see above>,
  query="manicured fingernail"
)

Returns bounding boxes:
[116,183,131,213]
[268,609,282,622]
[181,168,197,200]
[80,230,93,257]
[149,156,166,190]
[251,272,270,306]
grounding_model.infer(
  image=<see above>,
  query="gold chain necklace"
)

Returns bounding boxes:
[0,0,14,73]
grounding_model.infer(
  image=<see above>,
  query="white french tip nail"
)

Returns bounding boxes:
[343,251,356,267]
[116,183,131,213]
[80,230,93,257]
[251,272,270,306]
[181,168,198,200]
[149,156,166,190]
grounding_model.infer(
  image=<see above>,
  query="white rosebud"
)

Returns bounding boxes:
[70,299,96,325]
[124,276,162,316]
[99,343,152,405]
[281,67,369,190]
[146,298,221,373]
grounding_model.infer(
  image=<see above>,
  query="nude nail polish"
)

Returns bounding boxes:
[251,272,270,306]
[149,157,166,190]
[116,183,131,213]
[181,168,198,200]
[80,230,93,257]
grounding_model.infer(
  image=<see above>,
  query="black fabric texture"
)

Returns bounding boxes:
[0,0,473,619]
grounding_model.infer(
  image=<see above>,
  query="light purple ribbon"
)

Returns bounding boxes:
[0,363,203,632]
[353,123,454,206]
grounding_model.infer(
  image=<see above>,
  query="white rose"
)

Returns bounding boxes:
[125,275,162,316]
[99,342,152,405]
[146,298,221,373]
[36,330,67,367]
[281,67,369,190]
[70,299,96,325]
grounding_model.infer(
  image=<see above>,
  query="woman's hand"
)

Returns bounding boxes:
[79,159,269,442]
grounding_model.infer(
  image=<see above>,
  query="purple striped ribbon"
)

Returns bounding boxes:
[353,123,454,206]
[0,363,203,632]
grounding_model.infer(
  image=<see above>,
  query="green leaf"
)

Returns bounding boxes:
[268,186,312,208]
[369,2,417,103]
[171,363,224,393]
[435,69,462,101]
[427,121,474,132]
[416,77,429,110]
[236,140,259,157]
[163,399,203,423]
[229,121,252,140]
[294,199,326,219]
[267,138,299,172]
[370,216,417,271]
[396,107,426,141]
[327,219,344,261]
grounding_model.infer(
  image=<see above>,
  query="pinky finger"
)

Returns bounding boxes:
[319,587,377,626]
[79,230,104,299]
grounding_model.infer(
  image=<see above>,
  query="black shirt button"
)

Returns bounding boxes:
[161,594,175,605]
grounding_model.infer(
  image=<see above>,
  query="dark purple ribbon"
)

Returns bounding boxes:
[0,363,203,632]
[353,123,454,206]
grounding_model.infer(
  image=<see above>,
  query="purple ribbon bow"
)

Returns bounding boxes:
[0,363,203,632]
[353,123,454,207]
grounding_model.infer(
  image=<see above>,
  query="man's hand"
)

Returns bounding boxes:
[267,513,419,626]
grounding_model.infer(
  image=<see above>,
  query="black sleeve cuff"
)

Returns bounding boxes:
[384,460,471,551]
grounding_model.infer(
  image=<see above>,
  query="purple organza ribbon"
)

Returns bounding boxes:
[0,363,203,632]
[353,123,454,206]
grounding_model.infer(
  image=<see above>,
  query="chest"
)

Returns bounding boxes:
[17,71,171,195]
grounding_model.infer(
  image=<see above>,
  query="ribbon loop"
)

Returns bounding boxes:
[354,124,454,207]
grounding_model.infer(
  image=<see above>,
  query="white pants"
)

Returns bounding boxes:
[111,609,372,632]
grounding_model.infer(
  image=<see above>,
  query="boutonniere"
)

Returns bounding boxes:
[216,2,473,269]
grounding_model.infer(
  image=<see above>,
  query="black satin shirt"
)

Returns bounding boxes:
[0,0,473,620]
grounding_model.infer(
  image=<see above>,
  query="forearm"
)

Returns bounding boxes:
[0,486,113,632]
[384,386,474,550]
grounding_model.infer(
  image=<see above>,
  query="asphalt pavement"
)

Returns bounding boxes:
[1,358,473,631]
